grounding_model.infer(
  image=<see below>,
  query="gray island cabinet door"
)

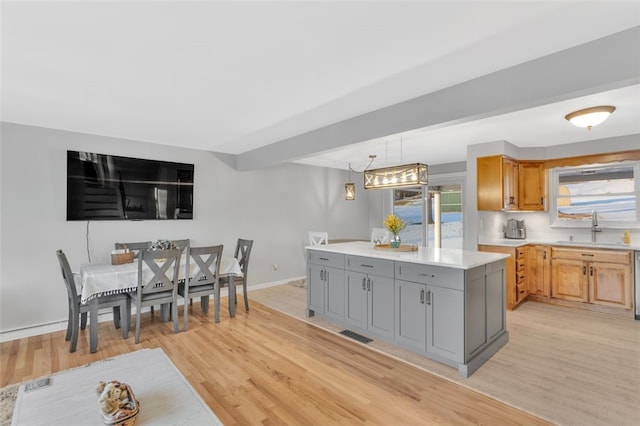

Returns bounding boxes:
[345,270,368,330]
[395,279,426,351]
[324,266,345,322]
[426,284,464,363]
[368,274,395,339]
[308,262,325,316]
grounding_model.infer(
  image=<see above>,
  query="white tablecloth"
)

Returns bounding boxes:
[80,256,242,303]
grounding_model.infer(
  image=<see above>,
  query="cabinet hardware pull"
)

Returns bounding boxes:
[367,278,371,291]
[362,277,366,290]
[361,264,374,268]
[543,250,546,260]
[581,253,594,257]
[583,266,586,275]
[425,290,431,305]
[590,266,593,276]
[420,289,425,304]
[320,270,323,280]
[319,257,329,261]
[540,197,544,205]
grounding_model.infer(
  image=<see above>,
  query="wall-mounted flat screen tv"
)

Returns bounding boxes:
[67,151,194,221]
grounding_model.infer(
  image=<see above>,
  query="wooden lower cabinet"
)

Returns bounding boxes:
[527,245,550,297]
[478,244,526,310]
[590,262,632,309]
[550,247,632,310]
[550,258,588,302]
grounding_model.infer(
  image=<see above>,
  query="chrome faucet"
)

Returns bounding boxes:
[591,209,601,242]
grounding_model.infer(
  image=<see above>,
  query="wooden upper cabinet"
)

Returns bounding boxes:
[477,155,547,211]
[503,158,519,211]
[518,161,546,211]
[477,155,517,211]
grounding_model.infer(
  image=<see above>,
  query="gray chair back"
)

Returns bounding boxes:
[235,238,254,283]
[115,241,151,259]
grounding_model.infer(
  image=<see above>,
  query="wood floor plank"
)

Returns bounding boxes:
[250,283,640,426]
[0,296,547,425]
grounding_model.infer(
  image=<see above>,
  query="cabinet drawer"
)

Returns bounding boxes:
[308,251,345,269]
[551,247,631,264]
[346,255,394,278]
[395,262,464,290]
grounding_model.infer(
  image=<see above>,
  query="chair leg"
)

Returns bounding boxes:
[135,307,141,344]
[201,296,209,313]
[80,312,88,330]
[112,306,121,329]
[121,298,130,339]
[214,284,221,323]
[89,300,99,353]
[69,311,80,353]
[243,283,249,312]
[66,306,73,341]
[171,297,179,334]
[183,289,189,332]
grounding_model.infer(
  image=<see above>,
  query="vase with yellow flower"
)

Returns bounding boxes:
[383,214,406,248]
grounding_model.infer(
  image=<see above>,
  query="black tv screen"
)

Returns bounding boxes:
[67,151,194,221]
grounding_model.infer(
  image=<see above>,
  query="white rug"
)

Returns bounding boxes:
[11,348,222,425]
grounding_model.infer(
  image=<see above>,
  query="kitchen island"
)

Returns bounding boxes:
[306,241,510,377]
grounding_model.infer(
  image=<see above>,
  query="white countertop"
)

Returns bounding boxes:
[306,241,509,270]
[478,238,640,251]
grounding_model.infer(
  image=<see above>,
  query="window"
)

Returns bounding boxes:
[393,187,425,245]
[550,161,639,227]
[393,181,463,248]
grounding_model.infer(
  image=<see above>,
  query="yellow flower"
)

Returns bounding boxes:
[383,214,406,234]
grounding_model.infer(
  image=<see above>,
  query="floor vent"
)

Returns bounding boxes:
[339,330,373,344]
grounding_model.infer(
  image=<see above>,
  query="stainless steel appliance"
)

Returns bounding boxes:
[635,251,639,320]
[505,218,526,239]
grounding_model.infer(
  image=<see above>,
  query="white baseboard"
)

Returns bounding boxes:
[0,277,304,343]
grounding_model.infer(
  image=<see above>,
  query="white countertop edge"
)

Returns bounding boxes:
[305,242,509,270]
[478,238,640,251]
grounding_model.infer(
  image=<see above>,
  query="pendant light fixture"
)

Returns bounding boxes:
[363,138,428,189]
[344,163,355,200]
[565,105,616,130]
[364,163,429,189]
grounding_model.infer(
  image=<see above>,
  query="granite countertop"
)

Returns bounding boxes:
[478,238,640,251]
[306,241,509,270]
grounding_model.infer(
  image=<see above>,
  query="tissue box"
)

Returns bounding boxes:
[111,252,134,265]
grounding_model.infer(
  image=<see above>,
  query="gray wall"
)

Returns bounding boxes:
[0,122,371,333]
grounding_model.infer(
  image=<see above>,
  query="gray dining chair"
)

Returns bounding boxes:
[56,249,130,353]
[178,245,223,328]
[114,241,151,259]
[219,238,253,312]
[131,248,181,344]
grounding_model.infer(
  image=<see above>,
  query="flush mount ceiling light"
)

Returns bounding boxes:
[564,105,616,130]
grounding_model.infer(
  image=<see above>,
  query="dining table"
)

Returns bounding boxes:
[80,255,243,325]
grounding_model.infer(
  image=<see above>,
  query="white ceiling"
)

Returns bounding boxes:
[2,1,640,170]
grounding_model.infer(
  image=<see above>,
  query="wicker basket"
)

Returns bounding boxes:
[111,252,134,265]
[101,383,139,426]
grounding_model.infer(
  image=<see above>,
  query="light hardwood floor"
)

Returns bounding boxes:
[251,284,640,426]
[0,296,547,425]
